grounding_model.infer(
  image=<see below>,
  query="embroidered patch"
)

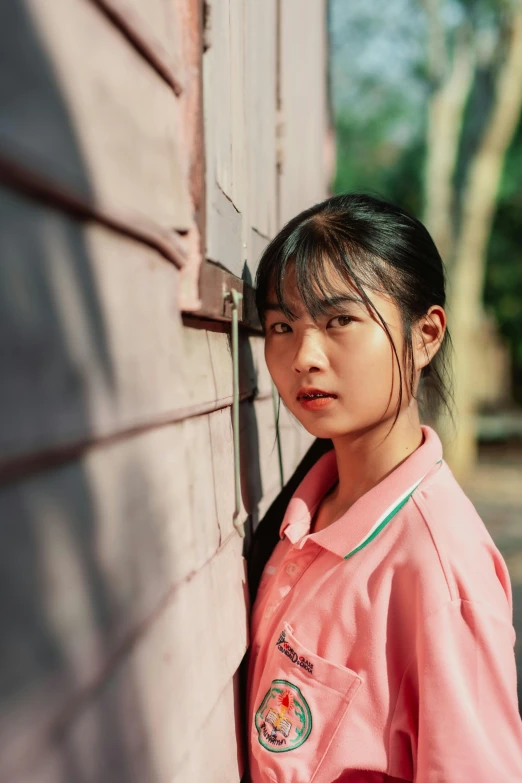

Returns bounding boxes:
[255,679,312,753]
[275,630,314,675]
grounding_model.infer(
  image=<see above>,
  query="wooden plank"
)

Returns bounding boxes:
[203,0,245,211]
[92,0,184,94]
[203,1,234,204]
[205,182,243,277]
[0,152,189,274]
[256,399,316,521]
[244,0,277,259]
[118,0,181,60]
[0,419,248,781]
[171,676,244,783]
[0,189,268,465]
[0,0,192,232]
[247,336,272,402]
[208,394,313,536]
[208,399,270,538]
[191,261,245,323]
[249,228,271,284]
[203,0,278,280]
[279,0,329,225]
[176,0,206,312]
[277,400,316,483]
[203,0,245,277]
[209,397,269,540]
[65,534,247,783]
[253,395,283,509]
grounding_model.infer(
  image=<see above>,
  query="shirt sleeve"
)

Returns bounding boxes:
[390,599,522,782]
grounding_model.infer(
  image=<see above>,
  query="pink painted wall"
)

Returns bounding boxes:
[0,1,328,780]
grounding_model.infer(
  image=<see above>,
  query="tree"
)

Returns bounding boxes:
[422,0,522,477]
[330,0,522,479]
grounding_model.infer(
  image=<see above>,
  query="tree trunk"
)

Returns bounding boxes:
[445,10,522,479]
[423,40,475,262]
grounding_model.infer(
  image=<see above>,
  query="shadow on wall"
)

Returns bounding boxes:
[238,263,263,540]
[0,2,160,780]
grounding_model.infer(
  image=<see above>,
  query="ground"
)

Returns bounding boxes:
[464,441,522,710]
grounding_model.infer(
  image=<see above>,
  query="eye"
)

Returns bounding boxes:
[269,322,292,334]
[327,314,354,328]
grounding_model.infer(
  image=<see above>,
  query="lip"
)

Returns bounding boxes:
[298,396,336,411]
[296,387,338,400]
[296,387,338,412]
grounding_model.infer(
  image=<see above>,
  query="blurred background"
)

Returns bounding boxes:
[0,1,520,780]
[330,0,522,700]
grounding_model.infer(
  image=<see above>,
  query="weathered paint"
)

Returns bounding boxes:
[0,0,328,780]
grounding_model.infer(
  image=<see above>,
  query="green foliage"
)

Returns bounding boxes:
[332,68,522,406]
[330,0,522,403]
[333,108,425,217]
[485,117,522,403]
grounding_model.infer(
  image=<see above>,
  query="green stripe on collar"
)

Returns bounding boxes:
[343,459,442,560]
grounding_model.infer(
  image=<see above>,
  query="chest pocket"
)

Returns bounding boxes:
[250,622,363,783]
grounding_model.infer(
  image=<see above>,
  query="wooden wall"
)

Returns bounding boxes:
[0,1,328,780]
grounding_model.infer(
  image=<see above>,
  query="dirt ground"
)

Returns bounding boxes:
[463,441,522,710]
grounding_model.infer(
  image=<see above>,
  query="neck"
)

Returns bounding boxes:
[329,407,424,510]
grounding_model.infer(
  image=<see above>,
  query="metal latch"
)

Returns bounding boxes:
[225,288,245,537]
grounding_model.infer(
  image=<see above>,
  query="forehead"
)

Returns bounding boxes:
[265,260,365,314]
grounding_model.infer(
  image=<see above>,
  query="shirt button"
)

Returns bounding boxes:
[265,604,276,619]
[285,562,299,576]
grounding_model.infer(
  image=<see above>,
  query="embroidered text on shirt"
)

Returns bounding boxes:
[276,630,314,675]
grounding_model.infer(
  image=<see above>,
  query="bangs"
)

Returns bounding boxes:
[256,216,387,324]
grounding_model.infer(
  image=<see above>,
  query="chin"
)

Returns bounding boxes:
[293,410,385,441]
[293,415,354,441]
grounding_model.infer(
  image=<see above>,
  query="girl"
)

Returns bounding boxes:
[246,194,522,782]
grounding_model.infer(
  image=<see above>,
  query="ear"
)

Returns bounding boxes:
[412,305,446,371]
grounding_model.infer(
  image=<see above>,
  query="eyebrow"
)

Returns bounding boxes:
[264,294,365,314]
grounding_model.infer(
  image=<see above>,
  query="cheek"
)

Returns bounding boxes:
[333,329,401,403]
[335,328,393,375]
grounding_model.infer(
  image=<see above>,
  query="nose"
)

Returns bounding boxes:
[291,332,328,374]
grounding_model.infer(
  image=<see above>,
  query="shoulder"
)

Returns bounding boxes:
[406,460,513,621]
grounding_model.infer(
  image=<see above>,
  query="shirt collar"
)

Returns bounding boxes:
[279,425,443,559]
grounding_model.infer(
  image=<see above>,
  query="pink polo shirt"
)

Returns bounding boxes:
[248,425,522,782]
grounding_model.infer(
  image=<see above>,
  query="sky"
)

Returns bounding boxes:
[328,0,427,116]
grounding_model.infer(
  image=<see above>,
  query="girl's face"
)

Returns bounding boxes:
[264,265,417,441]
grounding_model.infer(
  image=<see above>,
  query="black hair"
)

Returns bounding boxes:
[255,192,453,425]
